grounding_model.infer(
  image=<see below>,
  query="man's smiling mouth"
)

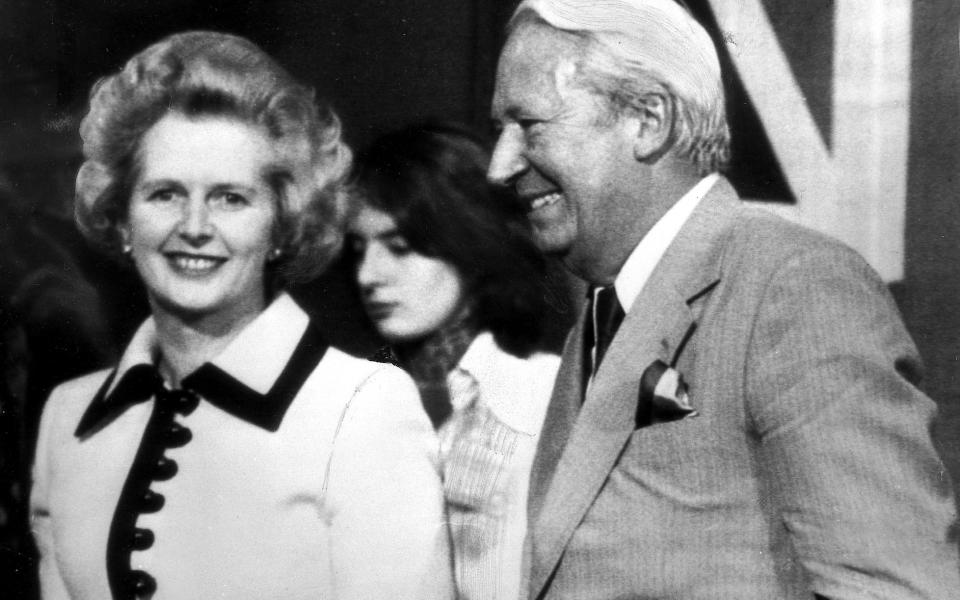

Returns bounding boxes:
[527,191,563,211]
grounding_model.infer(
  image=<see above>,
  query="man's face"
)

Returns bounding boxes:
[489,23,639,281]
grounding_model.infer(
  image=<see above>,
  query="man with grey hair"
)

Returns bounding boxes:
[488,1,959,598]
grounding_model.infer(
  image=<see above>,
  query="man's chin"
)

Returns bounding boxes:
[540,240,598,283]
[531,224,575,255]
[533,237,571,258]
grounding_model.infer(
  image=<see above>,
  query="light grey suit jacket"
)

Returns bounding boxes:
[528,178,959,599]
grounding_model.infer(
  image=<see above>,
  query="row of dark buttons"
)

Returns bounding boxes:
[120,389,200,598]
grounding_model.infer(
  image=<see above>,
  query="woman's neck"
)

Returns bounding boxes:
[149,298,266,387]
[395,311,479,384]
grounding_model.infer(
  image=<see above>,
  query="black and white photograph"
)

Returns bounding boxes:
[1,1,958,598]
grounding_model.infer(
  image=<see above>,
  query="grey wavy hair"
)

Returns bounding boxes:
[75,30,352,283]
[510,0,730,175]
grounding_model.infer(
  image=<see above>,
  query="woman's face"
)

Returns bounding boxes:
[349,205,468,343]
[122,113,278,323]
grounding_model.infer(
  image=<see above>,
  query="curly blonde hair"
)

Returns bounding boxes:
[75,30,352,283]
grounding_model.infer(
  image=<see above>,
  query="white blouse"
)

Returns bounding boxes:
[440,332,559,600]
[31,293,453,600]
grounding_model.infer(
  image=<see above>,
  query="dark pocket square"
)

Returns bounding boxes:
[636,359,698,429]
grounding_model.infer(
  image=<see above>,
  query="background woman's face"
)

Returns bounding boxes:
[350,205,467,343]
[122,113,278,323]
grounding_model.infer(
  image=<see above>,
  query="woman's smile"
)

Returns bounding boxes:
[164,252,228,276]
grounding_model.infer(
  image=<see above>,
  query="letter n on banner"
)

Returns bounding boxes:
[708,0,911,282]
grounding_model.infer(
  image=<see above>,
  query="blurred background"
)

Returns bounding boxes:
[1,1,958,597]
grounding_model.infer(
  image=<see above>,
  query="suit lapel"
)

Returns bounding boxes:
[528,178,742,596]
[528,303,588,525]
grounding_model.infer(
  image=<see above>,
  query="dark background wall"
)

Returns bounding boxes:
[903,0,960,485]
[1,0,958,597]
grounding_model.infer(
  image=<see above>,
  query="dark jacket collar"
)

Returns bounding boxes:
[75,294,328,438]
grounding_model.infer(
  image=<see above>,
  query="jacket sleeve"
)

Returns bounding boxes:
[744,242,960,599]
[30,387,71,600]
[325,364,454,600]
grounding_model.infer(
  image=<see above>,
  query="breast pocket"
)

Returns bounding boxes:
[615,398,753,508]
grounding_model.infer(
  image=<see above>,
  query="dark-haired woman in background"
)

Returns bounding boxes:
[348,122,559,600]
[30,32,451,600]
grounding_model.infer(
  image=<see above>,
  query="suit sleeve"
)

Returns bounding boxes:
[326,365,454,600]
[30,388,71,600]
[744,243,960,599]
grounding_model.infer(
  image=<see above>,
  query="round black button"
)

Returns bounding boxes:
[173,390,200,415]
[140,489,165,513]
[153,456,178,481]
[127,569,156,597]
[163,422,192,448]
[131,527,154,551]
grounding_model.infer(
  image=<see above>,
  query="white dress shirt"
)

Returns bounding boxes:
[588,174,718,381]
[614,173,719,312]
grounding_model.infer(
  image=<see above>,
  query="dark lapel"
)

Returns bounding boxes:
[75,295,330,437]
[183,322,328,432]
[529,178,742,596]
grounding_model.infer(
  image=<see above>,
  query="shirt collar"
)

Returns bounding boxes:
[455,332,543,435]
[75,293,328,438]
[614,173,718,312]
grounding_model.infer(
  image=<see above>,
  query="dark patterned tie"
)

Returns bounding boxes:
[592,285,625,375]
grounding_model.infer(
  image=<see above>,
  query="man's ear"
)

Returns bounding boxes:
[631,92,674,163]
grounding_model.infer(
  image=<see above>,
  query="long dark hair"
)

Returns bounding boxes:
[350,121,548,356]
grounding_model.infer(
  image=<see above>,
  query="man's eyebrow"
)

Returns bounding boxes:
[500,105,541,122]
[375,227,403,241]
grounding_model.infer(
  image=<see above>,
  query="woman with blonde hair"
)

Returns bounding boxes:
[31,31,451,600]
